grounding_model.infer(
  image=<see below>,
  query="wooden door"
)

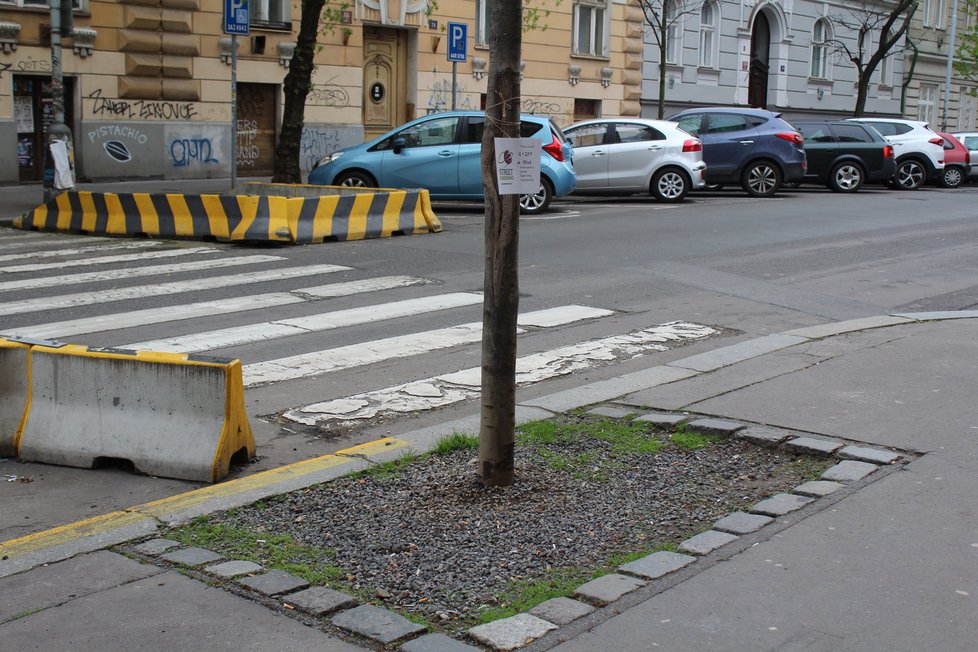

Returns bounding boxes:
[236,82,277,175]
[362,27,408,140]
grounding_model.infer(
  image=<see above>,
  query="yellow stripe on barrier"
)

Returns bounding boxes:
[230,195,257,240]
[348,193,373,240]
[383,191,406,236]
[166,193,195,237]
[201,194,231,240]
[133,193,159,235]
[104,192,127,234]
[312,195,339,242]
[54,192,73,231]
[78,192,98,233]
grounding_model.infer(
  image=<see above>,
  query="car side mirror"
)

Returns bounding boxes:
[393,137,406,154]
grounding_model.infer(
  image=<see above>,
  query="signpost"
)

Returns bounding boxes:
[224,0,249,190]
[447,22,467,111]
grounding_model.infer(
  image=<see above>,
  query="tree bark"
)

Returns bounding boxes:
[272,0,326,183]
[478,0,522,488]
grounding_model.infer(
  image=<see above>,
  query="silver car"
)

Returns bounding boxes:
[563,118,707,202]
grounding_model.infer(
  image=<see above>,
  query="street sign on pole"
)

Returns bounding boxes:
[447,22,467,62]
[224,0,250,35]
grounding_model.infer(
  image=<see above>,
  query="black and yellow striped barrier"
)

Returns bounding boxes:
[5,340,255,483]
[0,339,31,458]
[11,186,442,244]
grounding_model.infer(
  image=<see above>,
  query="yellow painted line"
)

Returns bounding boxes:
[136,437,410,518]
[133,193,160,234]
[0,511,153,559]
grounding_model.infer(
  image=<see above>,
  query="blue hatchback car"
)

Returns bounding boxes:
[667,107,807,197]
[308,111,576,214]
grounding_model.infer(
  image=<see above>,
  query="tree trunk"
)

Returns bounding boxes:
[271,0,326,183]
[478,0,522,488]
[853,73,869,117]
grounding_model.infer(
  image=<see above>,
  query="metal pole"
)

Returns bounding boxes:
[231,34,238,191]
[942,0,960,132]
[452,61,457,110]
[44,0,74,202]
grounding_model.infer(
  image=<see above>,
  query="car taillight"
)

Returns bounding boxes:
[968,151,972,164]
[883,145,894,158]
[682,138,702,152]
[776,132,805,145]
[928,137,944,146]
[543,135,564,162]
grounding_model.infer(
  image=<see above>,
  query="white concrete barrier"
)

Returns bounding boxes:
[18,345,255,482]
[0,339,31,457]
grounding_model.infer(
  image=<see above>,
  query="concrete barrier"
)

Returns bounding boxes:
[12,186,441,244]
[17,345,255,483]
[0,339,31,457]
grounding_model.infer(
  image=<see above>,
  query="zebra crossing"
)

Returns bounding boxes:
[0,229,716,430]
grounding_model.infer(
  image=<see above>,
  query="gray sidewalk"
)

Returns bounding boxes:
[2,315,976,651]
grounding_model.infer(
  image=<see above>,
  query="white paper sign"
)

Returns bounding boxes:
[50,139,76,190]
[494,137,541,194]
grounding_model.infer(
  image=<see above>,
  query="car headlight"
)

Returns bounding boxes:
[313,151,344,169]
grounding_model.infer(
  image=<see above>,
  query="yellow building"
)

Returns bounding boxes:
[0,0,643,183]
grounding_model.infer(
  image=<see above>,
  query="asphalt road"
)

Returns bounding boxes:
[3,181,977,539]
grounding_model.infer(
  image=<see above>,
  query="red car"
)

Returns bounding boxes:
[937,133,971,188]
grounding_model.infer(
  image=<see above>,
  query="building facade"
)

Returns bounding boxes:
[0,0,642,184]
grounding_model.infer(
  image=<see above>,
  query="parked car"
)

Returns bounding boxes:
[562,118,706,202]
[792,120,895,192]
[936,133,972,188]
[307,111,576,214]
[846,118,944,190]
[951,131,978,182]
[666,107,806,198]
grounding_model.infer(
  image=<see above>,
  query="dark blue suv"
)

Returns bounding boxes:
[667,108,807,197]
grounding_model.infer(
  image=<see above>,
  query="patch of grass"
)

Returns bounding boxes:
[669,430,721,450]
[517,419,575,446]
[431,432,479,456]
[349,451,421,480]
[167,517,342,585]
[581,418,663,455]
[537,448,572,471]
[12,608,42,621]
[778,455,833,480]
[475,568,591,624]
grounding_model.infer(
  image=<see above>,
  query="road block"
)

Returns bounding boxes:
[0,339,31,457]
[17,345,255,483]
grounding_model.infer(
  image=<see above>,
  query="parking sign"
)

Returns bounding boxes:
[224,0,250,35]
[448,22,467,62]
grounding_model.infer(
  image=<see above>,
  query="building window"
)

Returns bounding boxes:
[698,0,719,68]
[918,83,938,124]
[476,0,492,47]
[878,29,892,86]
[574,98,600,121]
[810,18,831,79]
[665,1,683,65]
[924,0,947,28]
[573,0,609,57]
[0,0,85,8]
[251,0,291,29]
[960,91,977,130]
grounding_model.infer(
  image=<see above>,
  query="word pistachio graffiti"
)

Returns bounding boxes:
[88,89,197,121]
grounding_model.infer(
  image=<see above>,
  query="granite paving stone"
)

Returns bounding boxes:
[236,569,310,597]
[634,413,688,427]
[785,436,844,456]
[587,405,636,419]
[204,560,264,578]
[132,538,181,556]
[678,530,740,555]
[572,573,646,606]
[685,418,746,436]
[528,597,595,626]
[821,460,879,482]
[734,426,791,446]
[332,604,427,645]
[837,445,902,465]
[618,550,696,579]
[751,493,815,516]
[793,480,845,497]
[159,547,223,567]
[467,613,558,651]
[284,586,358,616]
[400,633,482,652]
[712,512,774,535]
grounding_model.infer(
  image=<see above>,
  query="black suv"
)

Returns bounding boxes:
[793,120,897,192]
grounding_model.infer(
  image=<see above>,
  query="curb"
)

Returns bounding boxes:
[2,310,973,578]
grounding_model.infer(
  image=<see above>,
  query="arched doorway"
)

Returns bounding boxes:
[362,26,408,141]
[748,12,771,108]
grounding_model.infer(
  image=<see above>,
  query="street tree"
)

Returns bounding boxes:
[639,0,699,118]
[826,0,918,117]
[954,1,978,89]
[478,0,522,488]
[271,0,348,184]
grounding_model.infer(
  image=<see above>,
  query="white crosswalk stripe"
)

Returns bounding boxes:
[0,246,215,273]
[0,241,159,263]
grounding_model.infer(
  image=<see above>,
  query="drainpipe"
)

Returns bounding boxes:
[902,36,920,116]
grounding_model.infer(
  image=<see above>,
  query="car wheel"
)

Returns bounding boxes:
[894,159,926,190]
[334,171,376,188]
[828,162,864,193]
[651,168,690,203]
[942,166,964,188]
[519,177,553,215]
[741,160,781,197]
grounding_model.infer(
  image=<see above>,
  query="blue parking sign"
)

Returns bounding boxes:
[447,22,467,62]
[224,0,250,35]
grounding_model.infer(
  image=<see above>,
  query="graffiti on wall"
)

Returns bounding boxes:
[520,98,561,117]
[0,62,11,79]
[427,78,473,114]
[88,89,198,121]
[300,127,344,173]
[87,125,150,164]
[169,138,219,167]
[307,78,351,107]
[16,57,51,73]
[236,119,260,169]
